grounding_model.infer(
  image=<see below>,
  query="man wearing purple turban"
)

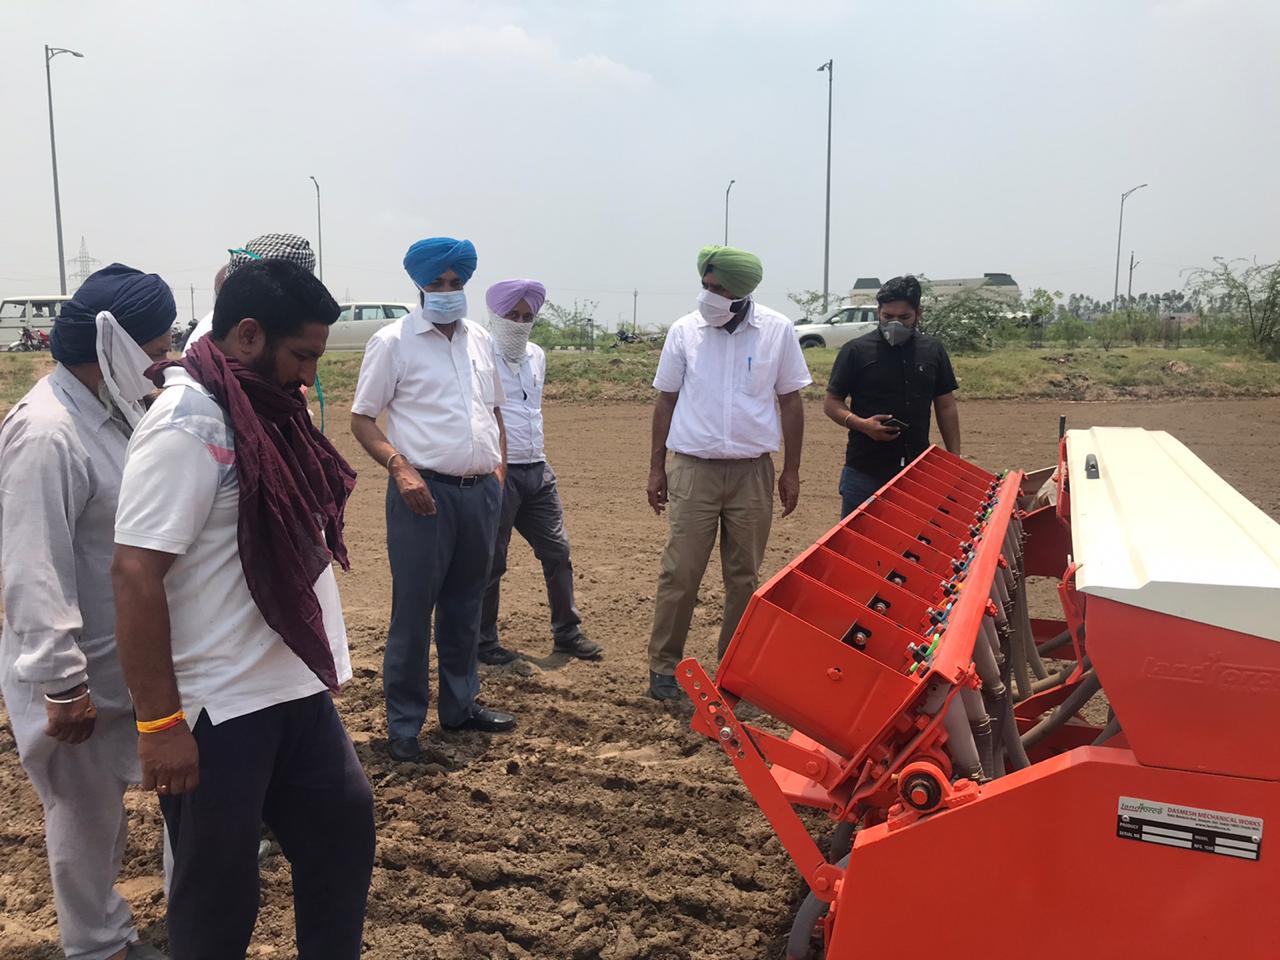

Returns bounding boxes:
[478,280,602,665]
[351,237,516,762]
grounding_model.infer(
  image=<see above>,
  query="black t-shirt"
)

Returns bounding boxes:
[826,329,958,477]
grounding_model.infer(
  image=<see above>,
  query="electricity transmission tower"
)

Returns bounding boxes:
[67,236,100,287]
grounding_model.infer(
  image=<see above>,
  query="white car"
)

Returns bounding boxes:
[793,305,879,349]
[328,302,415,351]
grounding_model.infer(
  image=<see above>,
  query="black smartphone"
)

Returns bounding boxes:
[883,417,909,431]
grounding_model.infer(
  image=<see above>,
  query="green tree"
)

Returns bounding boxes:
[535,299,599,350]
[921,288,1004,353]
[787,289,843,321]
[1128,311,1157,346]
[1094,314,1125,350]
[1187,257,1280,358]
[1023,288,1062,326]
[1051,315,1086,348]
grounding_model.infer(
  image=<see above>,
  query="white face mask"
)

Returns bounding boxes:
[488,310,534,365]
[422,290,468,326]
[698,289,737,327]
[94,310,154,430]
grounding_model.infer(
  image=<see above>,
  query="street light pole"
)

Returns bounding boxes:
[818,59,834,313]
[724,179,735,246]
[1112,182,1146,314]
[45,45,84,295]
[309,175,323,283]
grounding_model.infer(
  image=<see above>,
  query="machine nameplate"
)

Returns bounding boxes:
[1117,796,1262,861]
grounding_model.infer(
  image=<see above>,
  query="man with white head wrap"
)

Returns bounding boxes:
[0,263,173,960]
[183,233,316,355]
[478,280,602,665]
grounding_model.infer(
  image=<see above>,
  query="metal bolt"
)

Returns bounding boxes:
[718,727,733,741]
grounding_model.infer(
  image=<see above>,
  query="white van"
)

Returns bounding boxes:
[329,302,415,351]
[0,296,70,341]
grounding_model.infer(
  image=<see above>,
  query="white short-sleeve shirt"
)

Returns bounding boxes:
[351,310,505,476]
[114,369,352,725]
[653,301,812,459]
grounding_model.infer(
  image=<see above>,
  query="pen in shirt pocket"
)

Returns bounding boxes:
[748,356,753,372]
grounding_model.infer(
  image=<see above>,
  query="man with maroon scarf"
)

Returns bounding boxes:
[111,261,374,958]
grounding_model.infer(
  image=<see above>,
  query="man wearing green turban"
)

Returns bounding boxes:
[695,245,764,299]
[644,245,812,700]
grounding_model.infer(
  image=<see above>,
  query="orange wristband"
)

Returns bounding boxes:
[136,710,185,734]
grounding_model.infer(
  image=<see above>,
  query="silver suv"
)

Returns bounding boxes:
[329,302,414,351]
[793,305,879,350]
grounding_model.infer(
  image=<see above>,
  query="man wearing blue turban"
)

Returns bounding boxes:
[0,263,174,960]
[352,236,516,761]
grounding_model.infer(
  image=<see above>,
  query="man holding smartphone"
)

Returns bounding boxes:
[824,275,961,516]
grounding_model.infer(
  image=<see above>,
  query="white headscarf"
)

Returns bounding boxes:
[488,311,534,369]
[94,310,155,429]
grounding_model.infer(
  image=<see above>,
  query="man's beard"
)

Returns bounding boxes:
[249,345,303,393]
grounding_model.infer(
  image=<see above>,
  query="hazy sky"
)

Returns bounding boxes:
[2,0,1275,328]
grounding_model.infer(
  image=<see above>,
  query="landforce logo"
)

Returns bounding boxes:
[1142,654,1280,694]
[1118,800,1163,816]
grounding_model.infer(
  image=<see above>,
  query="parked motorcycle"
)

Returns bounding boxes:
[5,325,50,353]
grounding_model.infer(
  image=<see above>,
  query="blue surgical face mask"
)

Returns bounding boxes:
[422,290,468,326]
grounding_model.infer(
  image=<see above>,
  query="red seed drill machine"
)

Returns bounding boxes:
[679,424,1279,959]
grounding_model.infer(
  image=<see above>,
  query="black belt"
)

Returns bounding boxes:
[508,461,545,469]
[422,469,489,488]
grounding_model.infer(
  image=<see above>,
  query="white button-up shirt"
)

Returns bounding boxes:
[653,301,812,459]
[494,342,546,464]
[352,309,506,476]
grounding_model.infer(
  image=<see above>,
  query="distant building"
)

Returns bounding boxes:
[925,273,1022,305]
[846,272,1022,307]
[847,277,881,304]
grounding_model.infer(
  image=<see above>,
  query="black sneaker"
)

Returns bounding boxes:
[648,671,681,701]
[553,634,604,660]
[478,645,519,666]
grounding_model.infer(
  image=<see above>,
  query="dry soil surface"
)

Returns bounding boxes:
[2,398,1278,959]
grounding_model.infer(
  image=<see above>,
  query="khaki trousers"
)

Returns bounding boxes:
[649,452,775,675]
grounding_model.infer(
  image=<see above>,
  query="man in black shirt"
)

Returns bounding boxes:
[824,275,961,516]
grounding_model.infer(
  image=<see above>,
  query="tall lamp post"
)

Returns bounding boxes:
[818,59,834,313]
[1112,182,1147,314]
[45,44,84,295]
[309,175,324,283]
[723,179,735,245]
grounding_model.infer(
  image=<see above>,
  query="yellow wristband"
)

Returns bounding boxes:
[136,710,185,734]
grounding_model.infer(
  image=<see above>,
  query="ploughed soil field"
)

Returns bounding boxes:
[3,398,1278,959]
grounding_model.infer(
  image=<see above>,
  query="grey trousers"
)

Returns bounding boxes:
[479,461,582,652]
[0,637,140,960]
[384,472,501,737]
